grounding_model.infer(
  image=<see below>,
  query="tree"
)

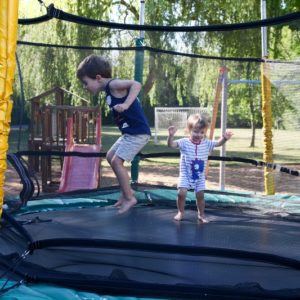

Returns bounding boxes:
[16,0,300,134]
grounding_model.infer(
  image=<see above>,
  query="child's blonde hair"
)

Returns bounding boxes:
[186,113,210,132]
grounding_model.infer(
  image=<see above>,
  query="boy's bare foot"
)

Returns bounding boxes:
[174,212,184,221]
[114,189,134,208]
[198,215,209,223]
[113,199,123,208]
[118,197,137,214]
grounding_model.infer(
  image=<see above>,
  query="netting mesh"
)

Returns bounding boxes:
[268,62,300,130]
[10,9,300,195]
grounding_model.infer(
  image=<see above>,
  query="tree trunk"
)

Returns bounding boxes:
[143,54,156,96]
[247,62,256,148]
[250,117,256,147]
[249,94,256,147]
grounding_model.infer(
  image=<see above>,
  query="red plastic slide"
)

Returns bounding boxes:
[58,117,101,193]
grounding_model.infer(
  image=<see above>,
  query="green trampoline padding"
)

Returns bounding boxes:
[0,280,159,300]
[14,188,300,216]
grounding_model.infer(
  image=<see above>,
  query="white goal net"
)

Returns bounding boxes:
[154,107,211,143]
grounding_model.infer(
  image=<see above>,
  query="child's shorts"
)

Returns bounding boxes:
[109,134,150,161]
[178,175,206,192]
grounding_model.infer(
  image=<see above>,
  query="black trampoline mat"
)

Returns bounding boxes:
[16,204,300,259]
[2,204,298,289]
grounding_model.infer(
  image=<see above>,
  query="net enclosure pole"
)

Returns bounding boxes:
[131,0,145,184]
[261,63,275,195]
[154,107,158,144]
[219,68,228,191]
[0,0,19,217]
[261,0,268,58]
[261,0,275,195]
[205,66,226,178]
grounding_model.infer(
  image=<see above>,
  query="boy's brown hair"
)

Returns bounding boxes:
[186,113,209,132]
[76,54,112,80]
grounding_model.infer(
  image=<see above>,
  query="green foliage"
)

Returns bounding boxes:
[15,0,300,136]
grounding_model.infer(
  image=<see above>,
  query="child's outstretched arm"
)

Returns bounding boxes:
[215,130,233,147]
[111,79,142,112]
[167,126,178,148]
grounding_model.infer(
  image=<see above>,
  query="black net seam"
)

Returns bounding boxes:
[18,4,300,32]
[15,151,300,176]
[17,41,263,63]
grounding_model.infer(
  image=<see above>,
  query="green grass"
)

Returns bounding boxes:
[8,126,300,165]
[149,127,300,164]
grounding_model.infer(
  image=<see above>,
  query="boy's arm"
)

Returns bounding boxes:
[215,130,233,147]
[111,79,141,112]
[168,126,178,148]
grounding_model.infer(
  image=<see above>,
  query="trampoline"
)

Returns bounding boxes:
[1,183,300,299]
[1,2,300,299]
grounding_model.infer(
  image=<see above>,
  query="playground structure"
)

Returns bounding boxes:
[28,87,101,192]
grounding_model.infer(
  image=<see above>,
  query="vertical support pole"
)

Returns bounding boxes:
[219,68,228,191]
[154,107,158,144]
[0,0,19,217]
[261,0,268,58]
[205,66,225,178]
[261,62,275,194]
[261,0,275,194]
[131,0,145,184]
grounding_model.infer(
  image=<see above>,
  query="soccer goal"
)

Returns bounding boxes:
[154,107,211,143]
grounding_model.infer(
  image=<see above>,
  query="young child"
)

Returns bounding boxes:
[77,54,151,213]
[168,113,233,223]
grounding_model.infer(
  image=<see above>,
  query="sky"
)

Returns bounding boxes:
[19,0,66,18]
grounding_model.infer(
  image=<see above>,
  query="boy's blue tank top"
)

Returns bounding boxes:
[105,80,151,136]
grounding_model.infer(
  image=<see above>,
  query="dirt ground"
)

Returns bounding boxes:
[4,162,300,198]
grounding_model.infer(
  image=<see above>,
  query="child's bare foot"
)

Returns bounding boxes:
[174,212,184,221]
[118,197,137,214]
[114,189,134,208]
[113,198,124,208]
[198,215,209,223]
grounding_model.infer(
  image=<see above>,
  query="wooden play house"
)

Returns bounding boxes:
[28,87,101,192]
